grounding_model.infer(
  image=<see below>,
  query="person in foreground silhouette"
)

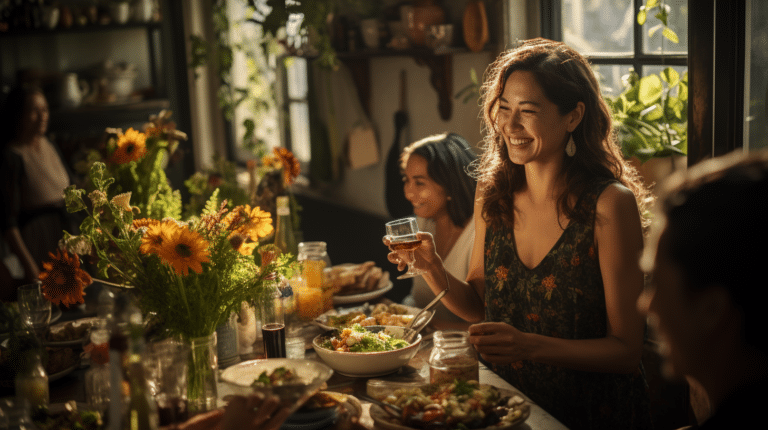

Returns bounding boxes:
[638,149,768,429]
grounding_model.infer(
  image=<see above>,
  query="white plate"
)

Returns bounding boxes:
[314,303,425,331]
[332,281,393,305]
[369,385,531,430]
[45,317,98,347]
[48,362,79,383]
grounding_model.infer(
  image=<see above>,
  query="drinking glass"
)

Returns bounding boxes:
[145,339,190,426]
[17,282,51,339]
[386,217,425,279]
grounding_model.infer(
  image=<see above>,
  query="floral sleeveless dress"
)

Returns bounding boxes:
[484,180,652,430]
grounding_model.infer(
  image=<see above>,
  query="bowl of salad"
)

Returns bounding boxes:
[312,324,422,378]
[219,358,334,413]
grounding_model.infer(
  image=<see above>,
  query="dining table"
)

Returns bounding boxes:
[41,293,569,430]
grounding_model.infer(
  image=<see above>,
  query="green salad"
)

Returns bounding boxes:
[319,324,410,352]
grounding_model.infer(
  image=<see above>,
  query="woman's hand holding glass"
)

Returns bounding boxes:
[384,217,428,279]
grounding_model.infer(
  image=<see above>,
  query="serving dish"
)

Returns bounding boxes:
[220,358,333,414]
[369,383,531,430]
[45,317,97,347]
[314,303,433,332]
[332,281,393,305]
[312,325,422,378]
[48,362,80,383]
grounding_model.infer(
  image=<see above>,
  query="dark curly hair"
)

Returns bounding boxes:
[473,38,652,230]
[400,132,478,228]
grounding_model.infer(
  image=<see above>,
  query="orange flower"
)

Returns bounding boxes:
[132,217,161,231]
[542,275,557,291]
[273,147,301,186]
[494,266,508,281]
[526,313,540,322]
[511,361,524,370]
[109,128,147,164]
[38,249,92,307]
[225,205,273,241]
[140,220,175,255]
[570,255,580,266]
[156,225,211,276]
[588,246,596,259]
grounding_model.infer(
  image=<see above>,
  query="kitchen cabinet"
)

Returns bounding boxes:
[0,0,191,178]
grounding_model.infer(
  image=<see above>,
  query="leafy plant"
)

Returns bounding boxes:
[637,0,680,44]
[607,68,688,163]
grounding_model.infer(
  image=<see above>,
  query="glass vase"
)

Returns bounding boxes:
[187,333,218,414]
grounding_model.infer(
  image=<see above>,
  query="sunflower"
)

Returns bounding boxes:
[273,147,301,186]
[224,205,273,241]
[38,249,93,307]
[109,128,148,164]
[132,217,161,231]
[228,232,257,256]
[156,226,211,276]
[140,220,176,255]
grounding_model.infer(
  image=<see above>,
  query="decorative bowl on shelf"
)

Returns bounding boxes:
[312,325,422,378]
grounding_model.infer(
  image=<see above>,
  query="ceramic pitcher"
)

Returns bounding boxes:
[60,73,89,108]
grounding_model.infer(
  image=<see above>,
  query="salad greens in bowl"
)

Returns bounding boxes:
[219,358,333,414]
[312,324,422,377]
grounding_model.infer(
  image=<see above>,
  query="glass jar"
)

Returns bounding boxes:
[428,330,479,385]
[295,242,332,319]
[15,349,49,411]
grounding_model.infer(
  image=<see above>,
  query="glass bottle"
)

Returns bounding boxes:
[14,349,49,412]
[262,281,286,358]
[428,330,479,385]
[274,196,298,257]
[123,302,159,430]
[108,294,130,430]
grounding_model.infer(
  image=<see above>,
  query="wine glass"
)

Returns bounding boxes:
[385,217,425,279]
[17,282,52,340]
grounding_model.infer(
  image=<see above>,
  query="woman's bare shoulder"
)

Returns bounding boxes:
[595,182,640,223]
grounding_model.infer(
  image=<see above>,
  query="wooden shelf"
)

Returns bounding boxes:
[336,47,473,121]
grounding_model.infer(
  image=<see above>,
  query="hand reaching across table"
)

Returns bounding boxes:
[165,393,291,430]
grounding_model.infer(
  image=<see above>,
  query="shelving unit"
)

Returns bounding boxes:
[337,47,476,121]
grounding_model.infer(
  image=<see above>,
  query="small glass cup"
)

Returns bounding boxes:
[386,217,425,279]
[144,339,190,426]
[17,282,51,339]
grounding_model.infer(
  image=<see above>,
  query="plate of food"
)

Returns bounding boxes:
[46,347,82,382]
[369,380,531,430]
[328,262,393,305]
[312,324,422,378]
[314,303,433,332]
[45,317,97,348]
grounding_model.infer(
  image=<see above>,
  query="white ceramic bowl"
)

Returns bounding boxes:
[312,326,422,378]
[219,358,333,413]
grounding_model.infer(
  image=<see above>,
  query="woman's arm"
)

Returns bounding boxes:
[386,188,487,322]
[4,228,40,283]
[469,183,646,373]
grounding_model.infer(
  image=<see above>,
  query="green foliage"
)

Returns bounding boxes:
[63,162,298,339]
[184,156,249,219]
[607,68,688,163]
[455,68,481,105]
[638,0,680,44]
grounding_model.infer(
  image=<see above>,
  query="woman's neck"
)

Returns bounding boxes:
[432,212,466,258]
[522,159,567,205]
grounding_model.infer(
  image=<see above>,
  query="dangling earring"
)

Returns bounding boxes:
[565,134,576,157]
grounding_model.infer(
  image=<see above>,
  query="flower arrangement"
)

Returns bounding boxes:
[77,110,187,220]
[46,162,296,340]
[250,147,302,229]
[184,156,249,219]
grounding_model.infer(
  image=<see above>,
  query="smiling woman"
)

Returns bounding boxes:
[397,133,477,329]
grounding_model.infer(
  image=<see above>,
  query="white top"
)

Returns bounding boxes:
[404,216,475,324]
[11,139,70,210]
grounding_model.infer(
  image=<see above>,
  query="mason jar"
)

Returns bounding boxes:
[295,242,332,318]
[428,330,479,385]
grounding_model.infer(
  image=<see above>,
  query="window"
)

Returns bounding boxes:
[552,0,688,97]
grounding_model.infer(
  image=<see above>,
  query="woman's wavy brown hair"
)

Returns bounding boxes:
[472,38,652,230]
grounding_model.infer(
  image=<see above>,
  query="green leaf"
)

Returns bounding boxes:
[64,185,87,213]
[648,23,662,38]
[660,67,679,86]
[637,9,647,25]
[662,27,680,43]
[638,74,663,105]
[655,9,669,26]
[642,104,664,122]
[646,0,660,9]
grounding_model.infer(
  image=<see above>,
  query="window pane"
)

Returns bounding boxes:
[642,0,689,55]
[562,0,634,56]
[592,64,635,98]
[289,102,311,163]
[286,57,308,99]
[746,0,768,150]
